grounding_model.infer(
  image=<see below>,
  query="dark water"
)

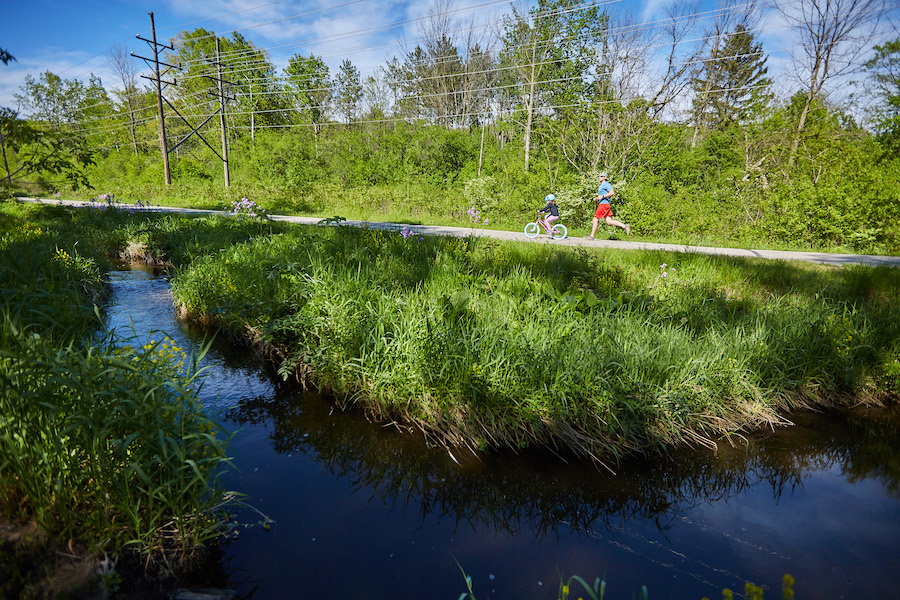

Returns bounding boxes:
[105,265,900,600]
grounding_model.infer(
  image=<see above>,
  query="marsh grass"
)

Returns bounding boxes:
[166,220,900,462]
[5,202,898,463]
[0,202,242,575]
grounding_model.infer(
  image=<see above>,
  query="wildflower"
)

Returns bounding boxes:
[661,271,667,278]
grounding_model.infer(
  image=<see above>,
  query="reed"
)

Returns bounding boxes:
[167,221,900,461]
[0,202,242,573]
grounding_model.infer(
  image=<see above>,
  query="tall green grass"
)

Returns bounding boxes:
[5,201,897,464]
[0,317,235,569]
[0,202,243,572]
[168,222,900,462]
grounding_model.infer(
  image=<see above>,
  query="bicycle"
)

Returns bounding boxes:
[524,214,567,240]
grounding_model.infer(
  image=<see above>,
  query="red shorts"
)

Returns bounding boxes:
[594,203,612,219]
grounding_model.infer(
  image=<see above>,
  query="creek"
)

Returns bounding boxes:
[105,264,900,600]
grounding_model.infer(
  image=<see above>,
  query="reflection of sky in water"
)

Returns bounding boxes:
[104,266,900,600]
[105,267,273,411]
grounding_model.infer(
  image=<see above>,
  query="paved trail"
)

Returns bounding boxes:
[17,197,900,268]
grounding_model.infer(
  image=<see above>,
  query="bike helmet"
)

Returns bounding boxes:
[544,193,556,202]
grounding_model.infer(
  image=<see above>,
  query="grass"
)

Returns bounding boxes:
[0,201,246,592]
[5,200,897,466]
[160,216,900,464]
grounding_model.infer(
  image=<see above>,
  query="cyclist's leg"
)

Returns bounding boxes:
[545,214,559,236]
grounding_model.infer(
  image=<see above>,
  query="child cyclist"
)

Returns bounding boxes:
[538,193,560,237]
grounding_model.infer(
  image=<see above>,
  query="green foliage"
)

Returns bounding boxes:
[691,24,772,131]
[165,217,900,460]
[334,59,363,124]
[864,37,900,155]
[457,569,795,600]
[0,204,244,572]
[1,106,96,192]
[284,53,331,126]
[0,317,237,568]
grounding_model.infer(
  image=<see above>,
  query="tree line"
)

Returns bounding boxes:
[2,0,899,252]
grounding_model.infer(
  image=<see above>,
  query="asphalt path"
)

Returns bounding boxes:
[16,196,900,268]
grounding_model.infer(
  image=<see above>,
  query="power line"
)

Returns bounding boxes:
[21,0,891,143]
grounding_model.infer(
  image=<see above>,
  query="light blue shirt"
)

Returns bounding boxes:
[597,181,612,204]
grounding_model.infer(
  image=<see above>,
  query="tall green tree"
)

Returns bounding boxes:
[225,32,286,135]
[165,30,279,151]
[334,59,362,124]
[499,0,605,171]
[284,53,331,148]
[864,37,900,155]
[14,71,89,130]
[691,25,771,135]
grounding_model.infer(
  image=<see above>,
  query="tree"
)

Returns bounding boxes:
[14,71,88,129]
[284,53,331,143]
[777,0,887,165]
[334,59,362,124]
[559,2,702,177]
[864,37,900,154]
[0,107,94,190]
[164,29,279,152]
[690,0,771,146]
[107,44,142,154]
[74,74,116,150]
[500,0,605,171]
[225,33,285,140]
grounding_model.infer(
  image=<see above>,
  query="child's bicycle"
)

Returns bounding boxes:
[524,214,567,240]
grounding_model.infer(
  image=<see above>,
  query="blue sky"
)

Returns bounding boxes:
[0,0,896,116]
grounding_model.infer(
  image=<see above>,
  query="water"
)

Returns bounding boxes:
[105,265,900,600]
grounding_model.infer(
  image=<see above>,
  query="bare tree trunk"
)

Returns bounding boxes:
[778,0,886,166]
[1,128,12,185]
[524,57,536,172]
[107,44,140,155]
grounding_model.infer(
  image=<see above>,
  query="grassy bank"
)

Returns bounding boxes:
[0,201,244,597]
[1,200,896,597]
[4,200,898,467]
[164,212,900,463]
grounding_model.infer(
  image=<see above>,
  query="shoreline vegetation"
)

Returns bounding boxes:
[165,207,900,465]
[2,200,898,597]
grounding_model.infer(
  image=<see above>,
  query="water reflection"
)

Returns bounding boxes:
[226,390,900,539]
[105,266,900,599]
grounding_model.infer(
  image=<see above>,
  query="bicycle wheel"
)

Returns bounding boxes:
[524,222,540,238]
[551,224,568,239]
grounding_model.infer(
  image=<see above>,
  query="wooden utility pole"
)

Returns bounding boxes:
[149,12,169,185]
[216,38,230,188]
[135,12,176,186]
